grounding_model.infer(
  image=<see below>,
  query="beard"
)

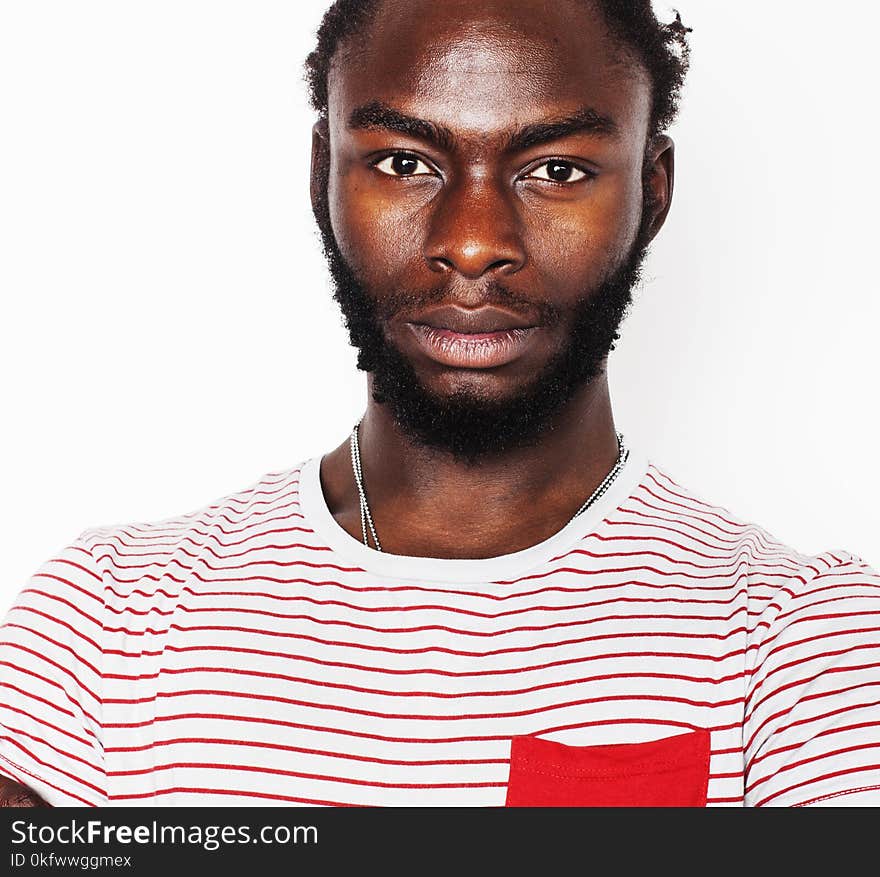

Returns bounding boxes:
[312,154,655,463]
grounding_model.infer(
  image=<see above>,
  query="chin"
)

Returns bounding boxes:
[420,373,528,404]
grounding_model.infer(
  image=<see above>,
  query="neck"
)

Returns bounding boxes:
[320,372,621,559]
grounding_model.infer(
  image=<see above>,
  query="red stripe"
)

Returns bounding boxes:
[104,662,746,701]
[644,470,764,530]
[101,557,368,586]
[587,530,801,567]
[19,587,103,628]
[756,607,880,656]
[811,566,880,584]
[107,759,506,790]
[748,655,880,723]
[746,642,880,721]
[0,677,88,734]
[747,620,880,680]
[605,508,793,556]
[102,710,517,743]
[0,735,104,798]
[104,686,741,727]
[772,589,880,625]
[633,486,752,537]
[95,535,326,563]
[28,572,104,609]
[108,500,307,546]
[497,562,755,587]
[754,761,880,806]
[119,484,302,532]
[0,752,96,807]
[0,637,101,702]
[195,477,299,508]
[92,523,317,555]
[104,667,743,704]
[95,542,333,573]
[554,547,758,574]
[106,640,745,677]
[163,473,297,514]
[133,495,304,530]
[102,476,299,522]
[7,607,103,655]
[100,602,748,640]
[108,786,357,805]
[104,708,720,743]
[104,573,742,606]
[751,712,880,767]
[757,613,880,672]
[638,471,757,533]
[748,612,880,670]
[747,740,880,795]
[745,674,880,751]
[49,556,103,585]
[97,619,750,659]
[106,734,509,767]
[101,584,751,620]
[711,746,742,756]
[0,702,95,749]
[1,725,103,776]
[622,495,812,564]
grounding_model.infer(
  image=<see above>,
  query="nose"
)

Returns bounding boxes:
[423,176,527,279]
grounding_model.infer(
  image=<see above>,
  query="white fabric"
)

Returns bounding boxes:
[2,447,879,806]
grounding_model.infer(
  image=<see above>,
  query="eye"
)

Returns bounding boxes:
[525,160,590,184]
[373,153,435,177]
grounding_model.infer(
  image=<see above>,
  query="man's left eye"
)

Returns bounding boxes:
[374,154,434,176]
[525,161,589,183]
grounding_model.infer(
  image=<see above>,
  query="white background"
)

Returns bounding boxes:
[1,0,877,607]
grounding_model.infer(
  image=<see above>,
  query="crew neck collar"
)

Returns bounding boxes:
[298,443,649,585]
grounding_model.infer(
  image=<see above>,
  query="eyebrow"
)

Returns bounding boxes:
[505,108,620,152]
[347,100,619,154]
[348,101,455,152]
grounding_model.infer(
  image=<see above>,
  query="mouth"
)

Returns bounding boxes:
[405,323,539,369]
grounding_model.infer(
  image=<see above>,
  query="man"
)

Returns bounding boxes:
[2,0,878,808]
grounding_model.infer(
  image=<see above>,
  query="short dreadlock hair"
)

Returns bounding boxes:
[304,0,692,143]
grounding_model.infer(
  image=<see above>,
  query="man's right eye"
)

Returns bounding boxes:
[373,153,434,177]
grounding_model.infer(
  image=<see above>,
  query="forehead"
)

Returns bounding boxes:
[328,0,651,144]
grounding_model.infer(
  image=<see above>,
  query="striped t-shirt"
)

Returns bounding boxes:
[2,447,879,807]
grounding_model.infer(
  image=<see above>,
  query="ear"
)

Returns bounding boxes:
[310,118,330,215]
[643,134,675,241]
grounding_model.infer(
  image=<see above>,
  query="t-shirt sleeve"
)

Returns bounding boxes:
[744,551,880,806]
[0,537,107,805]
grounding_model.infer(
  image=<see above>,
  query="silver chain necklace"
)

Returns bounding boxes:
[349,422,629,552]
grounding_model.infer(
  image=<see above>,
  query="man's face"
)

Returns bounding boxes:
[312,0,668,460]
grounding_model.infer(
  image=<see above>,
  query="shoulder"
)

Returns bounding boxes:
[633,458,878,595]
[5,462,308,635]
[74,463,306,597]
[630,459,817,568]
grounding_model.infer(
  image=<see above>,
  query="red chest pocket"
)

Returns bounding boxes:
[505,729,710,807]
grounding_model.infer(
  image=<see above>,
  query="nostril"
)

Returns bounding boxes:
[488,257,519,275]
[427,256,455,274]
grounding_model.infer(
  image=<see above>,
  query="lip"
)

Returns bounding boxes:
[406,323,539,368]
[411,304,536,335]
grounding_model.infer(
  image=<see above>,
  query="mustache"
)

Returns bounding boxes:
[372,279,562,327]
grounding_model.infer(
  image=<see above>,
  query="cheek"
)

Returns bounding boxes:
[328,168,425,287]
[524,172,644,296]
